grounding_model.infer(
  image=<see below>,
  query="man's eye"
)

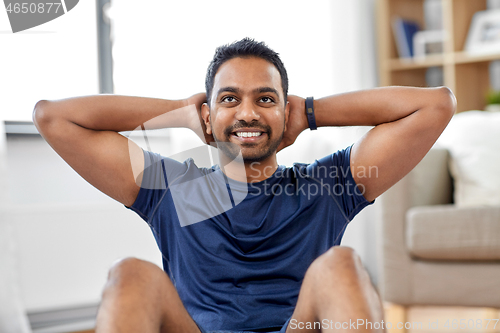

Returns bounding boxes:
[259,97,274,103]
[222,96,237,103]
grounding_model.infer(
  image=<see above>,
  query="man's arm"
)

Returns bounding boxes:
[33,93,210,207]
[317,86,456,202]
[281,86,456,202]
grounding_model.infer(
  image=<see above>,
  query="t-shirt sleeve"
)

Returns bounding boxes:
[304,144,374,221]
[125,149,187,223]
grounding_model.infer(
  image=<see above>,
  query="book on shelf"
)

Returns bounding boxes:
[392,16,420,58]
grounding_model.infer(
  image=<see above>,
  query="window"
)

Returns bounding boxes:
[109,0,336,99]
[0,1,99,122]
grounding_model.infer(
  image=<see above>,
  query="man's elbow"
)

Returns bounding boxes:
[33,100,57,134]
[33,100,48,122]
[435,86,457,119]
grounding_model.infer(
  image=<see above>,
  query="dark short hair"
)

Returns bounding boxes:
[205,37,288,107]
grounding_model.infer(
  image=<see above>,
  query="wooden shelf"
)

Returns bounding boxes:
[388,55,446,70]
[454,51,500,64]
[388,51,500,71]
[377,0,500,113]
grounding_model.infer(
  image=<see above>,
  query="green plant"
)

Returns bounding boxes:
[486,90,500,105]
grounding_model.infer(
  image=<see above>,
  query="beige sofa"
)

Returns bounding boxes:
[378,148,500,308]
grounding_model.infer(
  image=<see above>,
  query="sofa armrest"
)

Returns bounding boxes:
[406,205,500,261]
[378,148,453,302]
[380,148,453,245]
[407,148,453,207]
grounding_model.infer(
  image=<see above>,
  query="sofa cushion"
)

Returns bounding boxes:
[406,205,500,261]
[436,111,500,207]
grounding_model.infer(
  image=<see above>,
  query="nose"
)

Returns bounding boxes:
[235,99,260,123]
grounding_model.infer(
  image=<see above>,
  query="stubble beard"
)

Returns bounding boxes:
[211,121,284,165]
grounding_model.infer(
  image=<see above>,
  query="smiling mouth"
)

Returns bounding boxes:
[230,130,267,143]
[233,131,264,138]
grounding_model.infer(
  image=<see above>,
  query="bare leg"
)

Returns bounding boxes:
[286,246,384,333]
[95,257,202,333]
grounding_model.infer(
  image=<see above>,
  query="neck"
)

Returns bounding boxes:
[218,153,279,183]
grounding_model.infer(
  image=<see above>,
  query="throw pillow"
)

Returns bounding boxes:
[436,111,500,207]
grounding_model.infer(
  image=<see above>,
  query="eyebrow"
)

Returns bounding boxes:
[255,87,280,96]
[216,86,281,99]
[216,86,241,96]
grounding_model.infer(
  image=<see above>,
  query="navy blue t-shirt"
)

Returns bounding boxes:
[127,145,373,332]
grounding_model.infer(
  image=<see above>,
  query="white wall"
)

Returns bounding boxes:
[3,135,163,311]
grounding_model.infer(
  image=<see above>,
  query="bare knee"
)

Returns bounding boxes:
[108,257,156,278]
[97,258,177,332]
[312,246,361,270]
[103,257,165,294]
[306,246,368,284]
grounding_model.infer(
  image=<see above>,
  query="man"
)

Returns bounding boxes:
[33,38,456,333]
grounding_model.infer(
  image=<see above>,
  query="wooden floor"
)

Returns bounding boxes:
[385,303,500,333]
[66,304,500,333]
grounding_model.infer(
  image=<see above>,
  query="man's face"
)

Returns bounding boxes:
[202,57,289,164]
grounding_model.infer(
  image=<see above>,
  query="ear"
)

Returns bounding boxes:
[201,103,212,135]
[284,101,290,132]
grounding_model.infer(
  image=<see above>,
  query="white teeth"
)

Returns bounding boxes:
[235,132,262,137]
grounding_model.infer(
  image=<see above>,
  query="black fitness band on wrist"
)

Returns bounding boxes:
[305,97,317,130]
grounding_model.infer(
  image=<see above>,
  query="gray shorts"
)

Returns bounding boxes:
[196,316,291,333]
